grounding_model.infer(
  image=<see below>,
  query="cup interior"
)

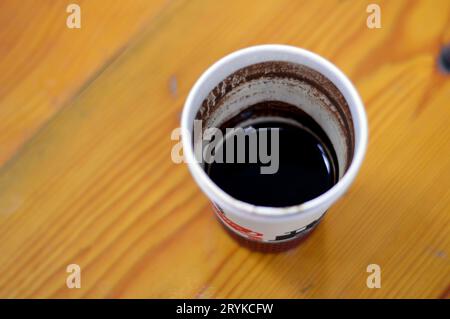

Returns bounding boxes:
[194,60,354,179]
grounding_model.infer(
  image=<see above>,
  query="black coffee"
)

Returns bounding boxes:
[205,101,338,207]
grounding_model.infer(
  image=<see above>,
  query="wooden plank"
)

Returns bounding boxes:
[0,0,449,298]
[0,0,168,165]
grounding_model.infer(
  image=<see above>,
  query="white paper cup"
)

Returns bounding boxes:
[181,45,367,250]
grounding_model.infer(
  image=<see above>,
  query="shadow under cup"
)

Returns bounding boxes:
[182,47,366,252]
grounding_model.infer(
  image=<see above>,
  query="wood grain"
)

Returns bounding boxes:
[0,0,167,165]
[0,0,449,298]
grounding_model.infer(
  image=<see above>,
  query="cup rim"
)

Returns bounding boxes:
[181,44,368,218]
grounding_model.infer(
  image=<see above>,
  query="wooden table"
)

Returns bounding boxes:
[0,0,449,298]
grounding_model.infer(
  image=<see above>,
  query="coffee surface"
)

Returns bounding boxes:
[205,102,338,207]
